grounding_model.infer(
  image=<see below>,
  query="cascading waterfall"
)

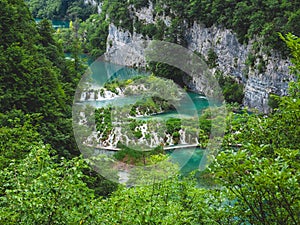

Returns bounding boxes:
[89,124,199,149]
[80,92,87,101]
[137,124,150,146]
[80,89,123,102]
[179,129,187,144]
[83,131,99,146]
[80,113,200,149]
[150,131,163,147]
[77,74,207,150]
[166,133,174,145]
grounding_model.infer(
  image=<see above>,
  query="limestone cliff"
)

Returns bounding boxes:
[105,24,148,68]
[84,0,102,14]
[104,2,293,113]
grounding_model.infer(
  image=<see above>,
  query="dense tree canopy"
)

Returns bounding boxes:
[0,0,84,156]
[24,0,99,20]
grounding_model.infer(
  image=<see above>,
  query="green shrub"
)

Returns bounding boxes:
[207,48,218,68]
[216,72,244,104]
[166,118,181,134]
[268,93,280,110]
[134,130,143,139]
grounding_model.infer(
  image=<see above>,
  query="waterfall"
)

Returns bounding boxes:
[97,91,102,100]
[80,92,86,101]
[78,112,86,125]
[104,131,115,147]
[150,131,163,147]
[114,127,122,145]
[166,133,174,146]
[80,88,124,102]
[139,124,148,137]
[123,133,131,146]
[179,129,187,144]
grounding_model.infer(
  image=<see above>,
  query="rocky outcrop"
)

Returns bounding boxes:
[105,24,148,68]
[244,60,291,113]
[84,0,102,14]
[134,1,155,24]
[104,1,293,113]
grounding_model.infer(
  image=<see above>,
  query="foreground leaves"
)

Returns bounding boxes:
[0,145,97,224]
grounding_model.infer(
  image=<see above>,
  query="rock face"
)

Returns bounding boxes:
[105,24,148,68]
[84,0,102,14]
[185,22,292,113]
[104,2,293,113]
[134,1,155,24]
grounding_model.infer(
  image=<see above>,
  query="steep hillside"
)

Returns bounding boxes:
[0,0,84,156]
[101,0,298,112]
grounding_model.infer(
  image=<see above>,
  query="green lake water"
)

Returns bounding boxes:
[167,147,204,174]
[84,60,209,119]
[89,60,147,86]
[34,18,69,29]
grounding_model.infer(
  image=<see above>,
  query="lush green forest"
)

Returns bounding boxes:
[24,0,100,20]
[0,0,299,224]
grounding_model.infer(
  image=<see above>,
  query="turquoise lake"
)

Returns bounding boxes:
[34,18,69,29]
[168,148,204,174]
[84,60,209,118]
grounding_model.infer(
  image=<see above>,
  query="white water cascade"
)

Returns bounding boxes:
[179,129,187,144]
